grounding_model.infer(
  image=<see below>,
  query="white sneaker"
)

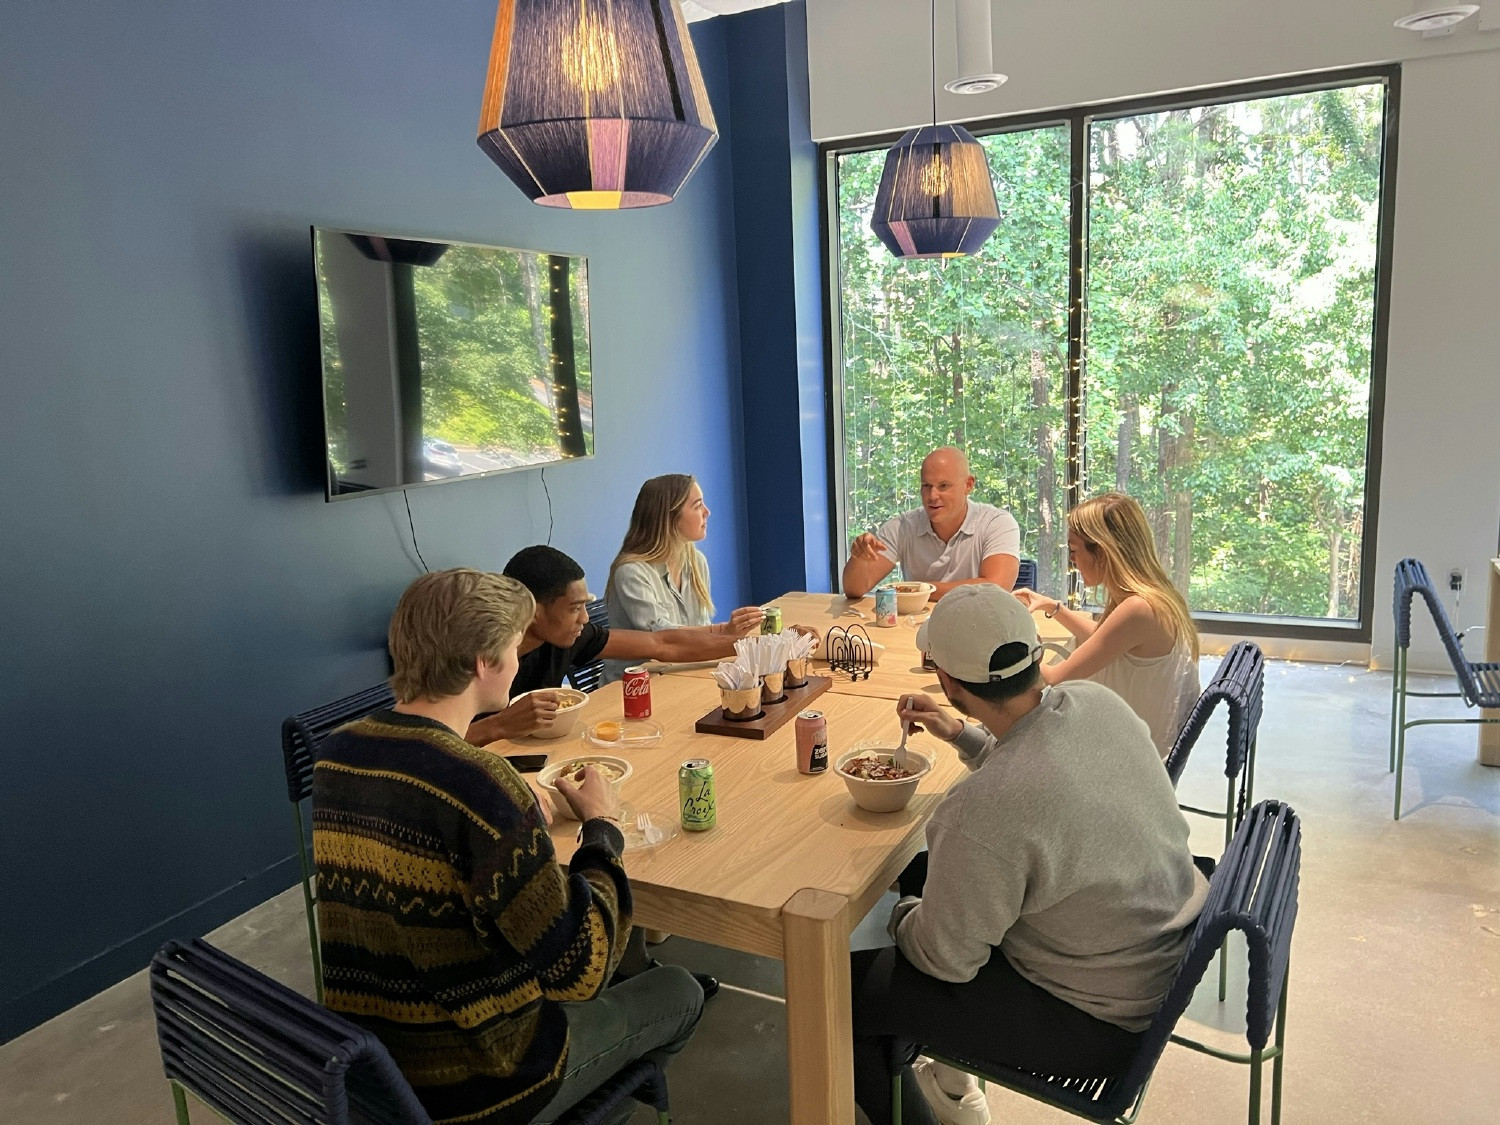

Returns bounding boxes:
[911,1056,992,1125]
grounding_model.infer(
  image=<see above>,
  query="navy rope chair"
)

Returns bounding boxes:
[1013,558,1039,592]
[897,801,1301,1125]
[1164,641,1265,1000]
[280,683,395,999]
[1389,557,1500,819]
[150,938,672,1125]
[567,599,611,694]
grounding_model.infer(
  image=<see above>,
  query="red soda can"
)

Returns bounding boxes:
[795,710,828,774]
[623,665,652,719]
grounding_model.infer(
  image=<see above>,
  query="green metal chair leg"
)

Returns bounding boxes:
[892,1071,904,1125]
[1218,775,1235,1002]
[293,804,324,1001]
[656,1111,670,1124]
[1394,647,1409,821]
[1244,738,1256,813]
[1270,976,1288,1125]
[171,1081,191,1125]
[1247,1048,1263,1125]
[1387,649,1400,772]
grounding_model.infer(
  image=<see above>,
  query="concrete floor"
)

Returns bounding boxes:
[3,661,1499,1123]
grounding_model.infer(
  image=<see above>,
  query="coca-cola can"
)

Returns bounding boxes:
[623,665,652,719]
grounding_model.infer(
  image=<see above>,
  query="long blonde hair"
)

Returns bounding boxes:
[607,474,714,616]
[1068,493,1198,658]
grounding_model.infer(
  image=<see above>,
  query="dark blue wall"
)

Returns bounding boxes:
[722,1,832,601]
[0,1,749,1040]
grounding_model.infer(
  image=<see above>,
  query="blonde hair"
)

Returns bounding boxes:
[606,474,714,616]
[387,569,535,703]
[1068,493,1199,659]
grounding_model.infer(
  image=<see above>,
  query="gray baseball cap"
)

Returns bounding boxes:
[915,584,1041,681]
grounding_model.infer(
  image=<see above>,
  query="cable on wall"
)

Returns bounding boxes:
[403,489,429,572]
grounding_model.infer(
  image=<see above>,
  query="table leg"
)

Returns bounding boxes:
[1482,560,1500,766]
[783,888,855,1125]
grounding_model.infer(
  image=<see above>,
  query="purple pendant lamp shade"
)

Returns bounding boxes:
[478,0,719,209]
[871,124,1000,258]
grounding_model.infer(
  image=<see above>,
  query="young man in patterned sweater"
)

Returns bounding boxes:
[312,568,703,1124]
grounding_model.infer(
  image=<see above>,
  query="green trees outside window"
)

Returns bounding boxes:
[831,79,1388,623]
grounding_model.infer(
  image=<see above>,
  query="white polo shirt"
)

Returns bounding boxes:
[873,500,1021,585]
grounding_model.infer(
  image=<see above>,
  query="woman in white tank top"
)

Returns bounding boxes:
[1014,493,1200,757]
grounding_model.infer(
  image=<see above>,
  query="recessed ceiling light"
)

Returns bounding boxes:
[1393,5,1480,33]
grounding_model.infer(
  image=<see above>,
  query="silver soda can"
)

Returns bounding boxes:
[679,759,716,831]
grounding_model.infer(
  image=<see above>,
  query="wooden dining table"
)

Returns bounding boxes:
[499,590,1074,1123]
[510,670,956,1124]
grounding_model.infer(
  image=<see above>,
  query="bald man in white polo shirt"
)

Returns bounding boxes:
[844,447,1021,603]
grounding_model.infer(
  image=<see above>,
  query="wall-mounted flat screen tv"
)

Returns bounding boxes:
[313,228,593,500]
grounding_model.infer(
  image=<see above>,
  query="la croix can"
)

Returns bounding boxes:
[623,665,652,719]
[679,759,716,831]
[761,605,783,634]
[873,586,898,627]
[795,710,829,774]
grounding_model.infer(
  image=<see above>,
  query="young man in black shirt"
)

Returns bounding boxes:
[466,545,769,744]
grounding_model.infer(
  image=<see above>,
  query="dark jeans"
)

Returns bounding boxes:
[853,857,1143,1125]
[531,965,704,1125]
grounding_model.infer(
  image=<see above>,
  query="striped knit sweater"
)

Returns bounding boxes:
[311,710,631,1124]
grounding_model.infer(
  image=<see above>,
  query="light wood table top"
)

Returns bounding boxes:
[497,670,966,1124]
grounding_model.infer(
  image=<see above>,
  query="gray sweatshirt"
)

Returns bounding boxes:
[889,681,1209,1031]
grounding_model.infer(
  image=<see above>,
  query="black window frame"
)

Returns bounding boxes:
[819,64,1400,643]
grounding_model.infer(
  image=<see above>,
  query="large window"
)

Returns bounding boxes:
[827,72,1394,633]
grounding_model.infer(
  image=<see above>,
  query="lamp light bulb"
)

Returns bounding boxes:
[562,12,621,95]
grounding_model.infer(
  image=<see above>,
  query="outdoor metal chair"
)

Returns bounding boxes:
[567,599,611,693]
[894,800,1300,1125]
[1389,557,1500,819]
[1014,558,1039,592]
[1163,641,1265,1000]
[150,937,672,1125]
[280,682,394,999]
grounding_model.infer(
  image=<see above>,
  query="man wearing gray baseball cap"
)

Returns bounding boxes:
[848,585,1208,1125]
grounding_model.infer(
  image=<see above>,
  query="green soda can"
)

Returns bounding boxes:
[679,758,717,831]
[761,606,783,634]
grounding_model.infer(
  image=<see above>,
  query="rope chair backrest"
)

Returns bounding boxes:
[1393,557,1481,703]
[1014,558,1039,592]
[567,600,612,695]
[280,683,395,803]
[150,937,430,1125]
[1099,800,1302,1117]
[1165,641,1265,786]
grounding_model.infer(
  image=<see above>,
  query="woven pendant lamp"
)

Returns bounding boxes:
[478,0,719,210]
[870,2,999,258]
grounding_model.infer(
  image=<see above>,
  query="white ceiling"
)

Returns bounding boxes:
[681,0,791,22]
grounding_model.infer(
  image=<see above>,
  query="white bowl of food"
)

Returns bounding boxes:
[893,581,935,615]
[835,743,932,813]
[536,754,633,821]
[519,686,590,739]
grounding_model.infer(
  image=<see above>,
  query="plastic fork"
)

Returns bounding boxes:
[895,695,911,773]
[636,811,663,846]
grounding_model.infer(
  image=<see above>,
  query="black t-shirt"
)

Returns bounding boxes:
[511,622,611,696]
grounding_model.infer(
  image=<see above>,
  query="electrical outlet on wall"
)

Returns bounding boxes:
[1449,568,1465,593]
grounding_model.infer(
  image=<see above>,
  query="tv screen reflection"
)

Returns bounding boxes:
[314,229,593,499]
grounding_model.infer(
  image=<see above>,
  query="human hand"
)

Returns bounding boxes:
[466,692,559,744]
[897,692,963,741]
[526,777,555,826]
[1012,588,1058,616]
[850,532,890,562]
[555,765,622,824]
[725,606,766,636]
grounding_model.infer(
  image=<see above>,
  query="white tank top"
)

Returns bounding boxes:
[1088,638,1200,758]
